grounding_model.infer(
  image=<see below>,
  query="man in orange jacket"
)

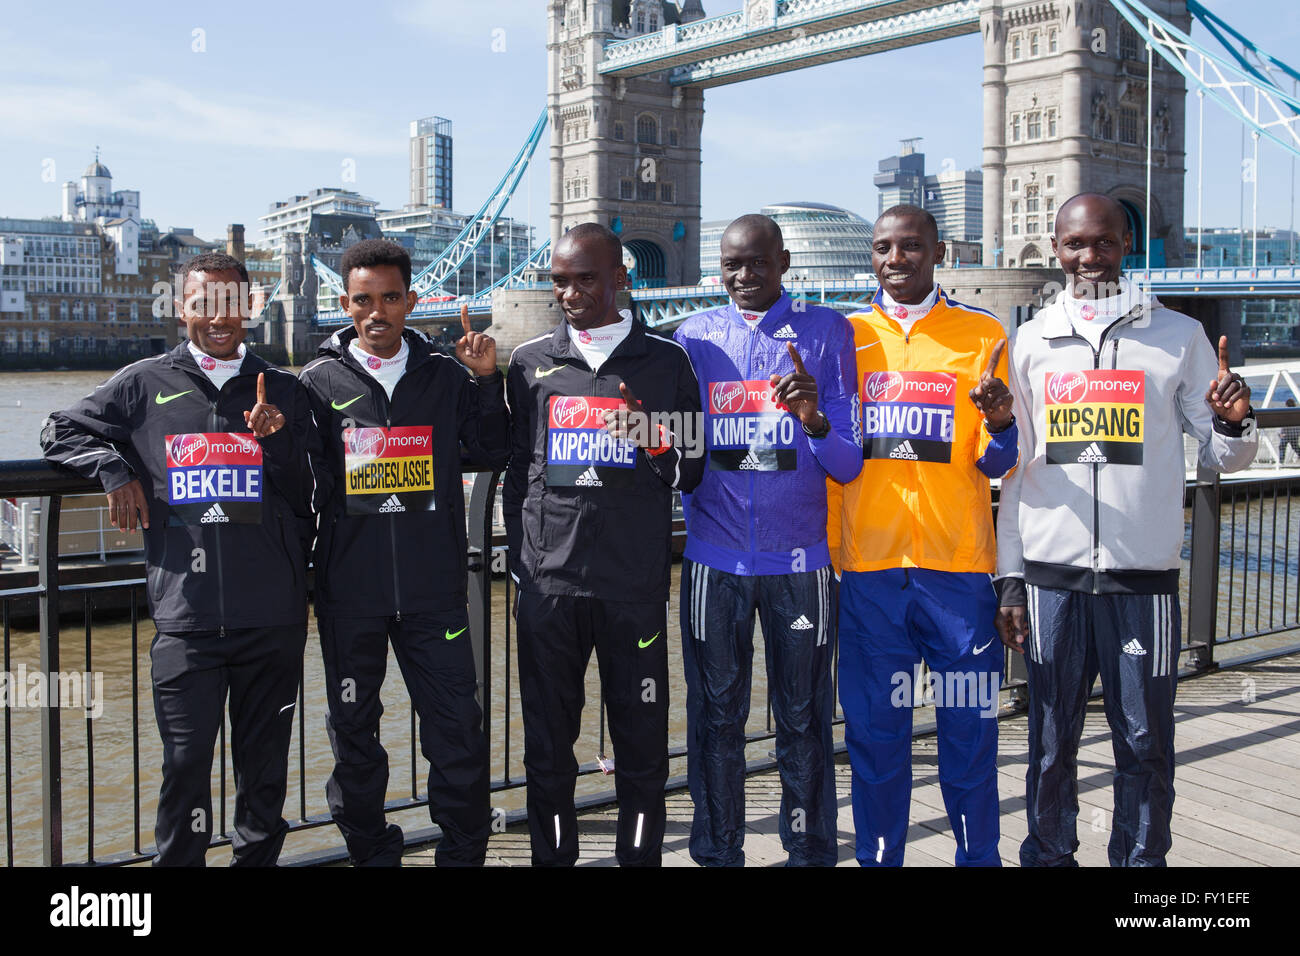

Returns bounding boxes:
[830,204,1015,866]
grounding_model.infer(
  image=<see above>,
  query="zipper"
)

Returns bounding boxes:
[383,381,401,622]
[745,321,758,559]
[209,382,227,635]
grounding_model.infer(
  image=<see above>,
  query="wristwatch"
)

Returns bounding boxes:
[802,410,830,439]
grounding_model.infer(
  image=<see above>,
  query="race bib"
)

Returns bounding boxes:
[546,395,636,488]
[343,426,435,515]
[860,371,956,463]
[1044,370,1144,465]
[707,379,796,471]
[165,432,262,525]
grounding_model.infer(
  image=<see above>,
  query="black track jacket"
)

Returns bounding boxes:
[504,319,704,603]
[41,341,317,632]
[300,327,509,617]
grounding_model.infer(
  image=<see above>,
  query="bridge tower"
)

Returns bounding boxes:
[547,0,706,286]
[982,0,1190,269]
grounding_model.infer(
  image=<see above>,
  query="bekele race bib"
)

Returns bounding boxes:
[1044,370,1144,465]
[546,395,636,488]
[707,379,797,471]
[165,432,262,525]
[343,426,435,514]
[860,370,956,462]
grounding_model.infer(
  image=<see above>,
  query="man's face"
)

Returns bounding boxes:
[177,268,248,360]
[720,227,788,312]
[551,237,626,331]
[342,265,416,358]
[872,214,944,306]
[1051,197,1132,298]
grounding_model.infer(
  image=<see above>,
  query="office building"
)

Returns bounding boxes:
[410,116,454,210]
[700,201,874,282]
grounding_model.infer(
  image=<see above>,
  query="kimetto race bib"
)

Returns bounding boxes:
[546,395,636,488]
[343,426,435,515]
[707,379,797,471]
[1044,369,1144,465]
[165,432,262,525]
[860,370,957,463]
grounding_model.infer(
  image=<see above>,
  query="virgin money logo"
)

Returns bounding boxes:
[1047,371,1089,404]
[347,427,386,457]
[864,371,904,403]
[892,305,909,320]
[366,355,382,370]
[710,381,746,414]
[169,433,209,466]
[553,397,590,429]
[199,355,216,371]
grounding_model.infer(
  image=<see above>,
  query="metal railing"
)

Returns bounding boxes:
[3,407,1299,865]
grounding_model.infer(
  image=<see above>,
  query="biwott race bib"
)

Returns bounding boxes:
[860,370,956,462]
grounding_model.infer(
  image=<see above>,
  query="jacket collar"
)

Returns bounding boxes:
[166,338,269,380]
[1039,278,1156,340]
[546,311,647,363]
[727,289,792,331]
[320,324,435,373]
[865,284,951,328]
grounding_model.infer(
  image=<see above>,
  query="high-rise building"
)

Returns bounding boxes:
[410,116,454,210]
[874,139,926,215]
[924,168,983,244]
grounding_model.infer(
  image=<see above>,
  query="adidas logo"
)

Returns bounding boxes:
[574,466,603,487]
[1076,442,1108,463]
[378,494,406,513]
[791,614,814,631]
[738,451,762,470]
[1122,638,1147,656]
[772,324,797,339]
[889,440,919,460]
[200,503,230,524]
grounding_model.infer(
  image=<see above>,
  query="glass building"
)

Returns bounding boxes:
[700,202,875,281]
[1184,227,1300,347]
[410,116,453,210]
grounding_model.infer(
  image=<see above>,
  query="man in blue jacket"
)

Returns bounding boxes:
[674,214,862,866]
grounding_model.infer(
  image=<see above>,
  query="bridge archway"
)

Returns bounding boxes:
[623,238,667,288]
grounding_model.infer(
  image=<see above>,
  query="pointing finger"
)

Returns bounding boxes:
[461,303,472,337]
[619,381,641,409]
[1218,335,1231,375]
[257,371,267,407]
[786,342,807,376]
[983,340,1006,381]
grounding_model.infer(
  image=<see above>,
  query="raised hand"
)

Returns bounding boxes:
[106,479,149,532]
[994,604,1030,655]
[968,339,1013,431]
[770,342,822,429]
[1205,335,1251,423]
[244,371,285,438]
[602,382,664,450]
[455,303,498,376]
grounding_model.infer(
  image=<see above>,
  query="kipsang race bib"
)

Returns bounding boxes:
[343,426,435,515]
[861,371,956,463]
[1044,370,1144,465]
[546,395,636,488]
[707,379,797,471]
[165,432,262,525]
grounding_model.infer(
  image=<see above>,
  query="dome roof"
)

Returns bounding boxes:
[84,161,111,179]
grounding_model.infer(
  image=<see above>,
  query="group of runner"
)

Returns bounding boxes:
[42,190,1256,867]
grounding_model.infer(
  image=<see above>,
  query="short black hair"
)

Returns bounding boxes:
[180,251,248,286]
[558,222,623,270]
[722,213,784,249]
[1054,192,1130,238]
[340,239,412,292]
[877,204,939,244]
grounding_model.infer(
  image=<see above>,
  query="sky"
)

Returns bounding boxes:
[0,0,1297,247]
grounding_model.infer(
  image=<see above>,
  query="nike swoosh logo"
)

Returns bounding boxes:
[278,702,295,714]
[973,638,994,655]
[638,632,660,649]
[856,342,882,352]
[331,394,364,410]
[445,627,467,641]
[535,365,564,378]
[154,390,193,405]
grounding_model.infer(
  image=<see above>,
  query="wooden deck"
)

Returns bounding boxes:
[403,651,1300,867]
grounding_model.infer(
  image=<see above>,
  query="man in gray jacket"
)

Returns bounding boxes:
[994,193,1256,866]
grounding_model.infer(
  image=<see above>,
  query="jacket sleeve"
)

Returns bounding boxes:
[1178,329,1258,474]
[805,313,863,484]
[298,365,337,515]
[994,330,1033,607]
[458,369,511,472]
[39,367,144,493]
[258,374,319,521]
[503,357,533,569]
[644,345,706,493]
[974,330,1020,479]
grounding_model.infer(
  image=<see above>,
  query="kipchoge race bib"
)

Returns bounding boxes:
[546,395,636,488]
[860,371,956,463]
[165,432,262,525]
[707,379,797,471]
[1044,370,1144,465]
[343,426,435,515]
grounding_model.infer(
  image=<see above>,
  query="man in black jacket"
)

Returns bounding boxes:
[42,252,317,866]
[300,239,508,866]
[504,223,705,865]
